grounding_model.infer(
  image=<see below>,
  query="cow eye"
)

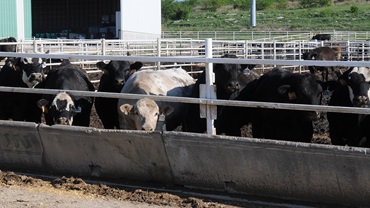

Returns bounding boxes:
[134,111,139,115]
[154,112,159,117]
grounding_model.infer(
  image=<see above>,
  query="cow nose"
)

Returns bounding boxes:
[354,96,369,107]
[31,73,42,81]
[141,124,155,131]
[141,127,154,131]
[228,81,240,91]
[57,117,69,125]
[116,79,125,85]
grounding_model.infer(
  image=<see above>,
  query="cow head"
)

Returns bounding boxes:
[8,57,47,88]
[277,73,323,120]
[214,54,251,98]
[37,92,81,125]
[340,67,370,108]
[119,98,173,131]
[97,60,143,91]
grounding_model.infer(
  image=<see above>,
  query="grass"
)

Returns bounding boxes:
[163,3,370,31]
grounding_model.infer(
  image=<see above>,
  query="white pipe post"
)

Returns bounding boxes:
[120,0,124,40]
[157,38,161,70]
[205,38,215,135]
[16,0,25,41]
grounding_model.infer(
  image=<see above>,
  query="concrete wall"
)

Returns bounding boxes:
[0,120,370,206]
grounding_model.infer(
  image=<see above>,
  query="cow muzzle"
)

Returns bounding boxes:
[227,81,240,93]
[353,96,369,108]
[55,117,71,125]
[30,73,43,82]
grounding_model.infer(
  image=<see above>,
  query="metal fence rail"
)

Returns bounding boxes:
[161,30,370,41]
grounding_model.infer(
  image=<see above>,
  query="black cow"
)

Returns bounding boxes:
[302,46,336,82]
[182,54,258,133]
[311,34,331,41]
[37,63,95,126]
[217,68,323,143]
[95,60,143,129]
[0,37,17,61]
[327,67,370,147]
[0,57,47,122]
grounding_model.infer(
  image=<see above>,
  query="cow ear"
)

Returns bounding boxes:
[278,85,297,100]
[96,61,107,70]
[160,105,174,116]
[130,61,143,70]
[119,104,134,115]
[37,99,49,113]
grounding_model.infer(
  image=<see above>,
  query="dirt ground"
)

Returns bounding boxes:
[0,171,284,208]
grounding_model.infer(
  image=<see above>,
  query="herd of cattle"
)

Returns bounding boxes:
[1,36,370,148]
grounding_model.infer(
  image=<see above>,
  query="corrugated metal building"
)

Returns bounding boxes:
[0,0,32,40]
[1,0,161,40]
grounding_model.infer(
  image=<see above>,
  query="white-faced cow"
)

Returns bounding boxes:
[117,68,195,131]
[0,57,47,122]
[302,46,336,82]
[327,67,370,147]
[0,37,17,61]
[217,68,323,143]
[182,54,258,133]
[95,60,143,129]
[37,63,95,126]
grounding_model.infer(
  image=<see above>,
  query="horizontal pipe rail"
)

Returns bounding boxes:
[1,86,370,115]
[1,52,370,67]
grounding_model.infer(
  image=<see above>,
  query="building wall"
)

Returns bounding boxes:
[1,0,161,40]
[120,0,161,40]
[0,0,32,40]
[0,0,18,38]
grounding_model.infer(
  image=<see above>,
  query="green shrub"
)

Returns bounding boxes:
[199,0,228,11]
[350,5,359,15]
[256,0,275,10]
[162,0,191,21]
[320,7,337,17]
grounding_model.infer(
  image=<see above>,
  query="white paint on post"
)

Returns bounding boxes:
[205,38,216,135]
[120,0,124,40]
[157,38,161,70]
[16,0,25,41]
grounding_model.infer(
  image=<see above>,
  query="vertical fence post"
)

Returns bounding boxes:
[101,39,106,56]
[199,39,216,135]
[33,39,37,53]
[157,38,161,70]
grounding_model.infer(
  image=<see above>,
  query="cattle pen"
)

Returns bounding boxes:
[1,35,370,207]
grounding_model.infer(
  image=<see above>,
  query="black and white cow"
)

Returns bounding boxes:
[327,67,370,147]
[117,67,195,131]
[182,54,258,133]
[302,46,336,82]
[217,68,323,143]
[95,60,143,129]
[37,63,95,126]
[0,57,47,122]
[0,37,17,61]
